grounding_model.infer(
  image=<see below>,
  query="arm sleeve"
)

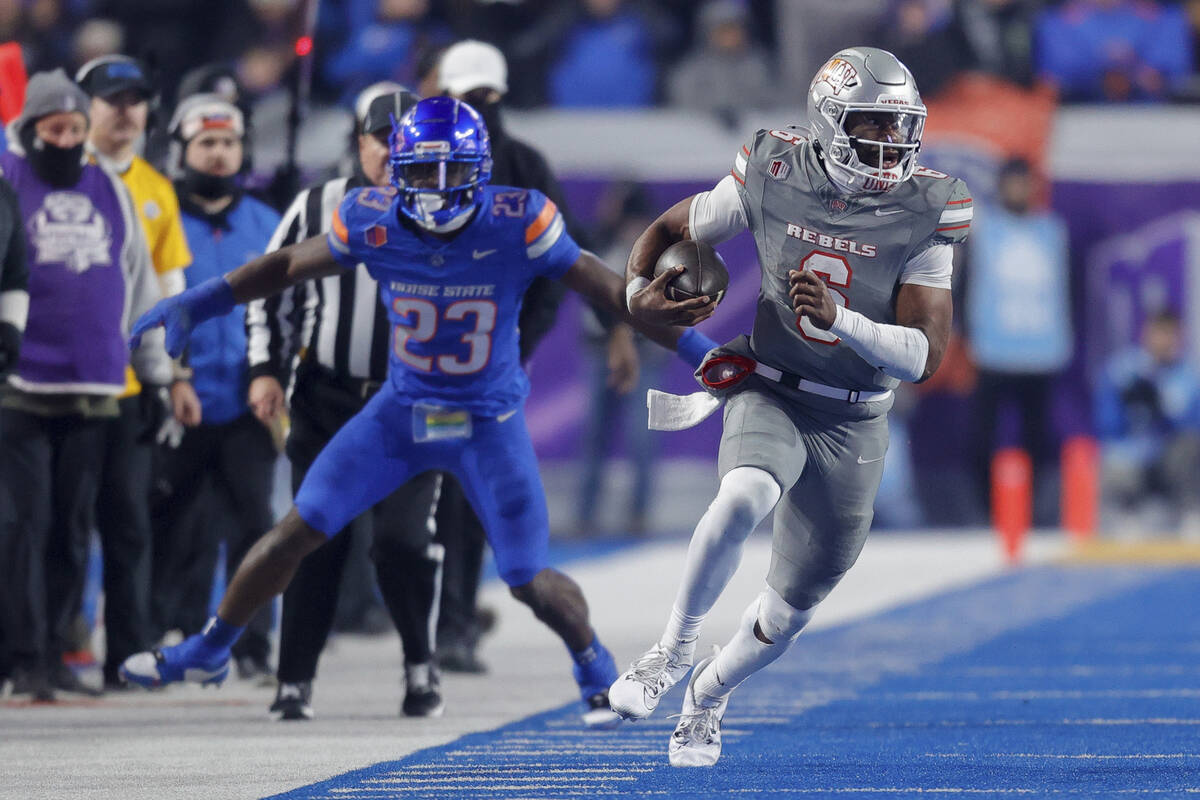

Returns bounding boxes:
[117,179,172,386]
[525,191,581,280]
[247,189,307,382]
[899,243,953,289]
[828,305,930,384]
[688,174,749,245]
[0,178,29,331]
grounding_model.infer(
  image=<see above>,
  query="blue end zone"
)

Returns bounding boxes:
[265,565,1200,799]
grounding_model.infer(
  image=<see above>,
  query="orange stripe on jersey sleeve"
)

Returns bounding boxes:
[524,200,558,244]
[331,207,349,244]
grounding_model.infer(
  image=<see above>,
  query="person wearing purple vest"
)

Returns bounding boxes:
[0,69,171,701]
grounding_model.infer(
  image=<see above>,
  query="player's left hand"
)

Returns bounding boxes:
[630,266,718,328]
[788,269,837,331]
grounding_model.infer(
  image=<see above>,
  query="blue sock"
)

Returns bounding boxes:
[200,616,243,653]
[570,635,617,698]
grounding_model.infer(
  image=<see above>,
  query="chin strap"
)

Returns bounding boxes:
[415,204,475,233]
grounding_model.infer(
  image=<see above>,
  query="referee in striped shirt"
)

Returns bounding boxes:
[244,87,445,720]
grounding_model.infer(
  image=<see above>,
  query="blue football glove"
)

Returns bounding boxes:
[129,276,236,358]
[676,327,719,369]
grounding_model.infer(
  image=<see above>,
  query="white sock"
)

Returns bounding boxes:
[693,592,811,708]
[660,467,781,654]
[660,607,702,662]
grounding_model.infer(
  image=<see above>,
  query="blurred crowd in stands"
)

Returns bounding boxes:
[3,0,1200,118]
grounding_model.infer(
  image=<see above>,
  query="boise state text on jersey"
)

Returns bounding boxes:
[327,183,579,416]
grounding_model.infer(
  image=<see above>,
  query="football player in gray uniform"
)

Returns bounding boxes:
[609,47,972,766]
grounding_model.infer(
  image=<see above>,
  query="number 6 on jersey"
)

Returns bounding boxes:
[796,251,851,345]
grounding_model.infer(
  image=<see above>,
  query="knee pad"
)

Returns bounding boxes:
[715,466,782,531]
[755,587,811,644]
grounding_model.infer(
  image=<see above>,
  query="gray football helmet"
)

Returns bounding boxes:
[807,47,926,195]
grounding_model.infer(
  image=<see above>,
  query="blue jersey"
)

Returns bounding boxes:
[327,184,580,415]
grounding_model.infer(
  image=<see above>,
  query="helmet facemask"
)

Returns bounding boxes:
[391,146,487,232]
[818,99,925,194]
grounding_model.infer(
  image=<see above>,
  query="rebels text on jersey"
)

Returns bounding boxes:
[327,184,579,415]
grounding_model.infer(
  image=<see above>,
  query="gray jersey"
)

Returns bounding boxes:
[732,126,971,392]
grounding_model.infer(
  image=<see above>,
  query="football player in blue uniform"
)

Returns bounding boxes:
[119,97,718,726]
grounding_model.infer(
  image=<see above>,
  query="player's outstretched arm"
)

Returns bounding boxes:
[130,237,341,357]
[561,251,713,350]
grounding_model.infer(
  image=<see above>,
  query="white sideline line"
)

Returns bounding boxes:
[925,752,1200,760]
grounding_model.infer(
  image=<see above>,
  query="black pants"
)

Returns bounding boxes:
[0,408,107,672]
[95,395,154,680]
[970,370,1058,520]
[276,364,443,684]
[150,412,276,663]
[435,475,487,650]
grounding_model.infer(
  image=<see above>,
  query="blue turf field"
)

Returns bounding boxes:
[266,564,1200,799]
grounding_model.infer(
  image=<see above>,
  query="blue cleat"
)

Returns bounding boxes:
[119,634,231,689]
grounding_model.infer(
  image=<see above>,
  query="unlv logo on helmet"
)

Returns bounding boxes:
[815,58,859,96]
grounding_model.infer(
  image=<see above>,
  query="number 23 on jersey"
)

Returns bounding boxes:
[392,298,498,375]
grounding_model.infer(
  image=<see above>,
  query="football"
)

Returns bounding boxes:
[653,240,730,303]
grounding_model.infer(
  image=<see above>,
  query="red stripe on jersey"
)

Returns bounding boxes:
[741,145,751,156]
[945,198,973,205]
[730,169,745,185]
[937,223,970,232]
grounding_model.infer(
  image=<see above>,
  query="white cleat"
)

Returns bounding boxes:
[608,642,693,720]
[668,646,728,767]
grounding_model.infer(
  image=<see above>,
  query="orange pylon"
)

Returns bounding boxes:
[992,447,1032,563]
[1061,435,1099,540]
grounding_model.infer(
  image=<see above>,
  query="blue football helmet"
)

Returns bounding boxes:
[389,96,492,231]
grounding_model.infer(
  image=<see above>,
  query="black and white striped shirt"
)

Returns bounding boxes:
[246,176,391,388]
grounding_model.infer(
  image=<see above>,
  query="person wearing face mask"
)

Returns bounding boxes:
[146,95,281,683]
[76,54,194,691]
[0,69,171,701]
[432,39,639,674]
[245,86,448,720]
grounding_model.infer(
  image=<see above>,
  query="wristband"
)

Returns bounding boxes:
[625,276,650,313]
[677,327,719,369]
